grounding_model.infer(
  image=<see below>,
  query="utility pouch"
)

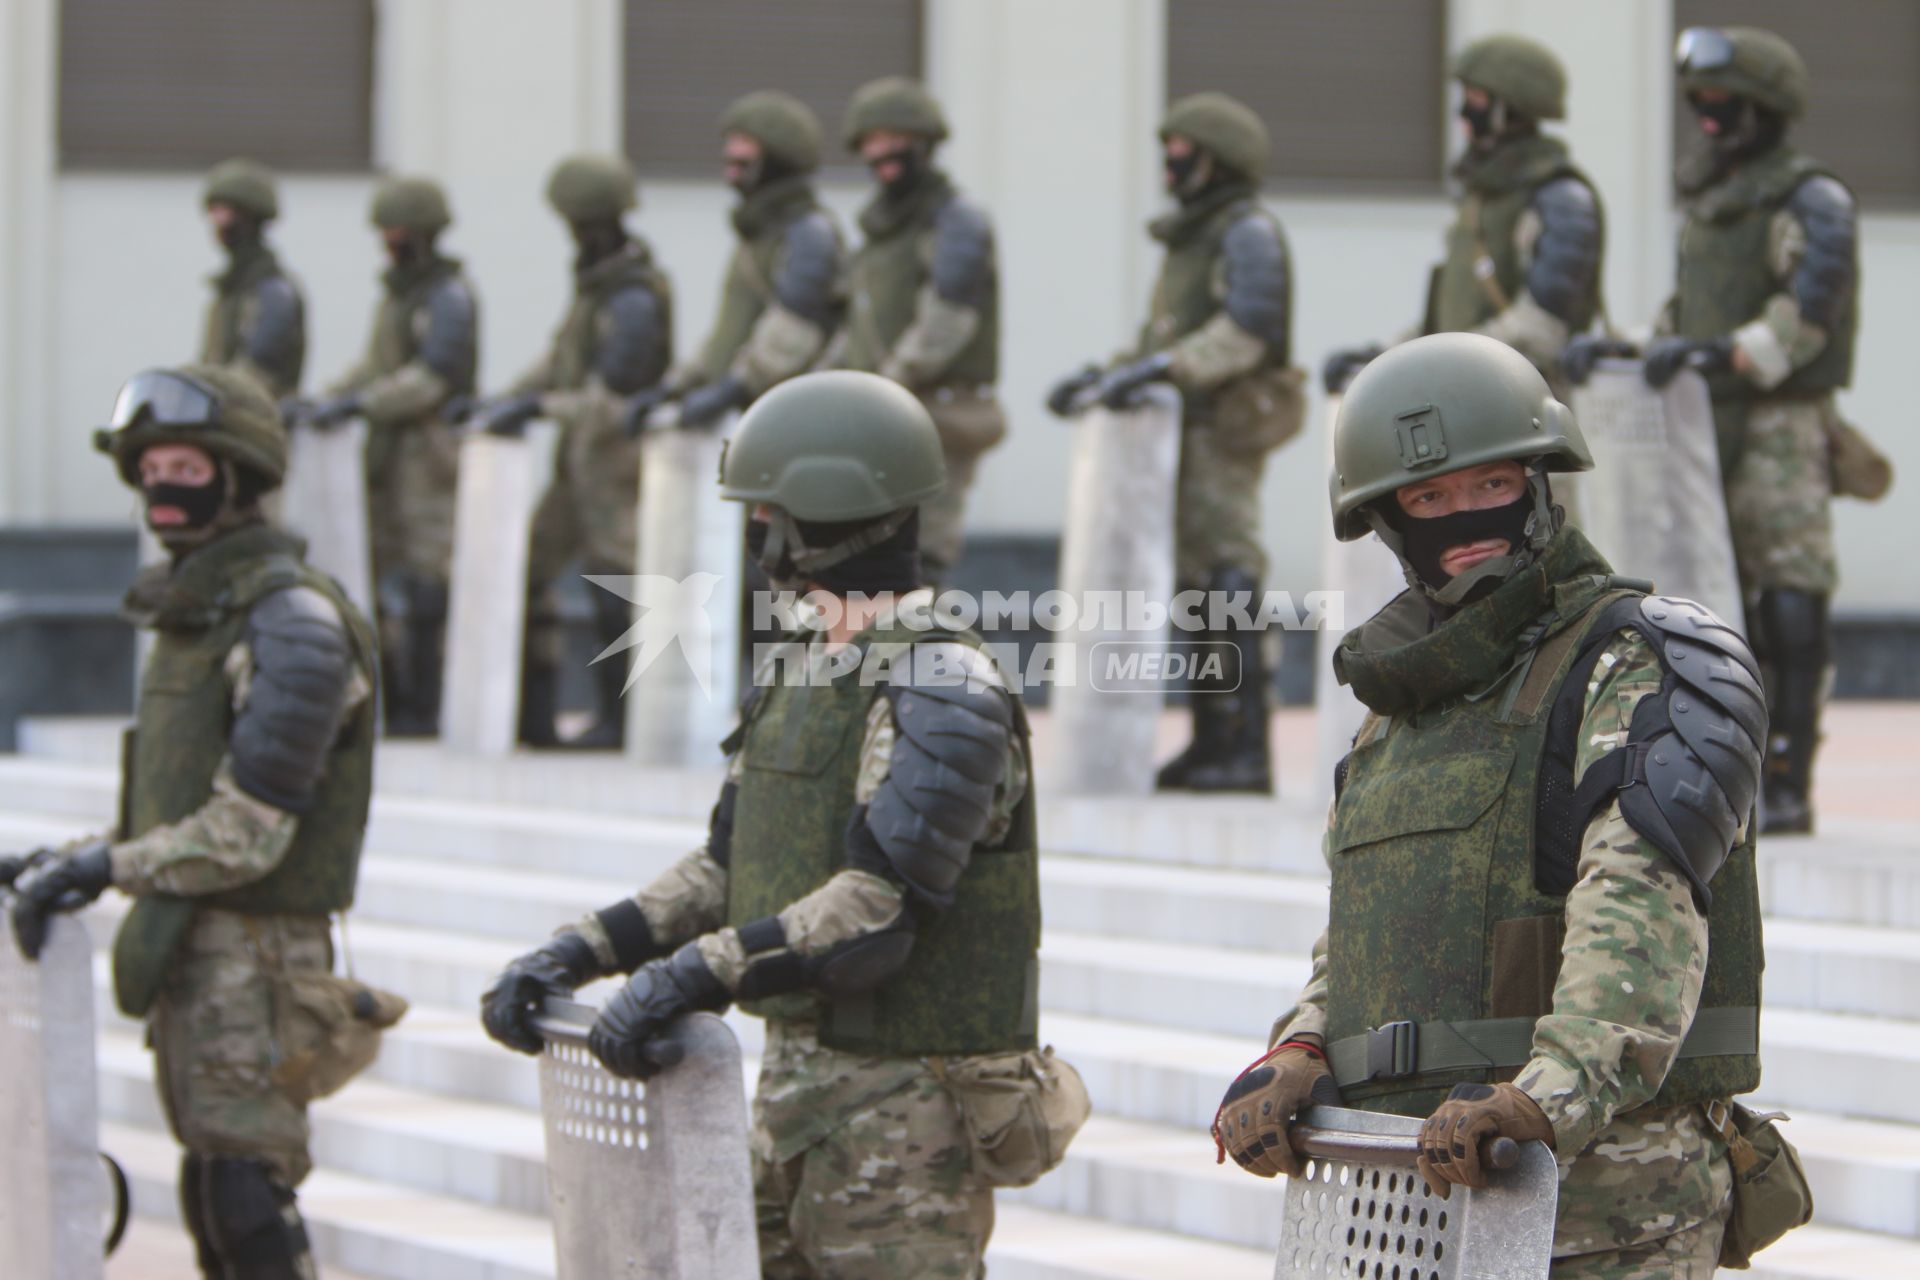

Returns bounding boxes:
[1212,364,1306,455]
[272,970,409,1104]
[932,1045,1090,1188]
[1824,405,1893,501]
[1706,1099,1814,1269]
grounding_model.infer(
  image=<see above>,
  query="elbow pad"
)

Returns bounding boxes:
[1526,177,1603,326]
[417,275,479,391]
[773,210,844,326]
[1218,210,1292,350]
[230,586,357,813]
[1786,175,1858,332]
[929,198,996,311]
[594,286,670,396]
[244,276,307,391]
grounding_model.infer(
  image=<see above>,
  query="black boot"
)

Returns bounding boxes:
[382,572,447,738]
[178,1153,221,1277]
[517,653,564,748]
[1155,650,1228,789]
[201,1156,317,1279]
[1757,589,1828,834]
[1184,570,1274,795]
[569,580,634,750]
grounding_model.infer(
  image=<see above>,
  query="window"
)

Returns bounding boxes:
[1673,0,1920,205]
[1166,0,1448,193]
[58,0,374,171]
[624,0,923,176]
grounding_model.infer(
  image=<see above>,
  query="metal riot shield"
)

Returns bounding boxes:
[442,422,556,755]
[280,419,376,617]
[616,414,743,767]
[533,1002,757,1280]
[1312,394,1409,805]
[0,912,107,1280]
[1565,362,1745,632]
[1049,385,1181,795]
[1274,1104,1557,1280]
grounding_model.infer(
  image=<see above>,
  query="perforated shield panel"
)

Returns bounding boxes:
[1274,1105,1557,1280]
[535,1005,756,1280]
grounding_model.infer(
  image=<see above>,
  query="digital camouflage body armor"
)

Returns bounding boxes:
[1325,529,1762,1118]
[113,524,377,1017]
[724,625,1039,1057]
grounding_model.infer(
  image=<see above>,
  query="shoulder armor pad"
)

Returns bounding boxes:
[594,285,668,396]
[231,585,356,814]
[1612,597,1766,906]
[929,196,996,309]
[244,275,306,387]
[773,209,843,324]
[418,274,479,390]
[864,642,1014,904]
[1219,208,1291,348]
[1526,176,1603,324]
[1786,174,1858,330]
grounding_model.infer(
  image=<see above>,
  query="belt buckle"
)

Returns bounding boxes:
[1365,1021,1418,1081]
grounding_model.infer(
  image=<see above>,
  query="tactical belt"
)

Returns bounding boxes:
[1327,1006,1758,1088]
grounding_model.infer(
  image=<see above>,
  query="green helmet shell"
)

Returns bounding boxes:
[545,153,638,222]
[370,175,452,234]
[1330,333,1590,541]
[842,77,948,149]
[721,371,946,520]
[202,158,279,221]
[720,90,823,173]
[1452,34,1568,121]
[1678,26,1809,119]
[98,363,289,490]
[1160,92,1271,182]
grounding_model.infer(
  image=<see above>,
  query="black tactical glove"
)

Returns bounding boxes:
[305,392,362,430]
[1045,364,1102,418]
[619,385,676,438]
[0,848,54,890]
[1559,334,1639,387]
[278,397,312,427]
[439,393,475,424]
[677,375,747,429]
[1643,335,1734,389]
[588,942,729,1079]
[1093,352,1176,410]
[1212,1036,1340,1179]
[479,931,603,1055]
[10,839,113,961]
[473,392,544,438]
[1322,345,1385,395]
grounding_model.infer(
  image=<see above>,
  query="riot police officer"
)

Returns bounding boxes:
[1325,35,1603,396]
[469,154,673,748]
[482,372,1057,1277]
[1048,92,1301,794]
[1567,26,1855,834]
[199,158,307,399]
[1215,335,1767,1275]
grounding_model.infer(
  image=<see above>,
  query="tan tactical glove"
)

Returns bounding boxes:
[1212,1035,1338,1179]
[1416,1081,1555,1196]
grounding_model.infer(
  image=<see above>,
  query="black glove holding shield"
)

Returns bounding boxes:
[10,839,113,961]
[480,932,603,1055]
[588,942,729,1079]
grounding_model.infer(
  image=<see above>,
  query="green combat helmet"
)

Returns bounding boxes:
[842,77,948,149]
[723,370,945,520]
[545,153,638,222]
[202,158,280,221]
[1160,92,1271,182]
[1452,34,1568,121]
[370,175,452,234]
[1330,332,1590,542]
[720,90,823,173]
[1676,25,1809,119]
[95,363,289,491]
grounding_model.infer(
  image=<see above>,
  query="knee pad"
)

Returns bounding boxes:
[204,1157,310,1271]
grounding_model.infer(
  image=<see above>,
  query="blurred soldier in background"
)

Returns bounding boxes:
[482,373,1064,1278]
[1324,35,1604,396]
[468,154,673,749]
[9,365,391,1278]
[1049,92,1301,795]
[294,177,478,737]
[1567,26,1856,834]
[835,78,1003,584]
[199,158,307,400]
[639,90,844,427]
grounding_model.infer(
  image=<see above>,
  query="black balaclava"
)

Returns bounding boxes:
[385,231,435,271]
[570,217,629,271]
[869,138,932,199]
[749,509,922,597]
[1383,493,1534,593]
[140,458,270,553]
[1459,90,1536,151]
[1366,469,1560,611]
[1166,146,1234,204]
[216,214,263,255]
[1677,95,1786,193]
[730,152,798,197]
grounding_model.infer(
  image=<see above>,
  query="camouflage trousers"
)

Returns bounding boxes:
[525,413,642,663]
[1176,419,1270,589]
[1551,1196,1730,1279]
[751,1020,993,1279]
[1723,396,1837,595]
[151,909,332,1187]
[368,417,461,584]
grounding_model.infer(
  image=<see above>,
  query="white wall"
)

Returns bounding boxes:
[2,0,1914,609]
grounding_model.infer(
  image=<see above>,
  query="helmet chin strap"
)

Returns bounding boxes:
[1364,469,1560,610]
[755,507,914,592]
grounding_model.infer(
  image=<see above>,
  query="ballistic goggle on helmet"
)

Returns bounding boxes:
[1674,25,1809,119]
[95,366,288,489]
